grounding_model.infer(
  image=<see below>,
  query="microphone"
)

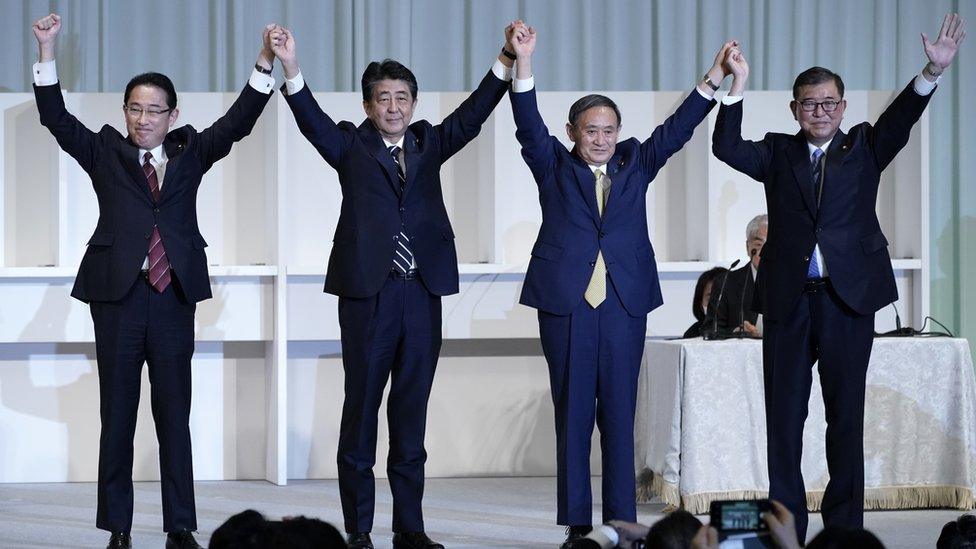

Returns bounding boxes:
[881,302,915,336]
[704,259,740,340]
[736,267,750,334]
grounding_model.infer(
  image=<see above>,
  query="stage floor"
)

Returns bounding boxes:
[0,477,966,548]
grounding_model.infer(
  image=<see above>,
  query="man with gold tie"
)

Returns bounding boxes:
[505,22,736,547]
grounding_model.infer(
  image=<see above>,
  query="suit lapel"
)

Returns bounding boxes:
[602,152,627,222]
[821,129,850,207]
[360,121,402,198]
[121,138,154,204]
[158,137,186,203]
[570,148,601,227]
[787,134,818,218]
[402,128,420,199]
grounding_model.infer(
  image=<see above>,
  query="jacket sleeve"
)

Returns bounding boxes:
[868,79,932,172]
[434,69,509,163]
[282,82,352,169]
[510,87,558,185]
[638,89,714,181]
[196,83,274,172]
[711,100,774,183]
[34,82,99,174]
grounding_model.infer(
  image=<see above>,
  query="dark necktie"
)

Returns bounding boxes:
[807,148,824,278]
[389,145,413,274]
[143,152,171,292]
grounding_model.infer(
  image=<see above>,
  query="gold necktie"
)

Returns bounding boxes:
[584,169,610,308]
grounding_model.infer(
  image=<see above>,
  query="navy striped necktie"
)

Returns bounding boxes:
[389,146,413,274]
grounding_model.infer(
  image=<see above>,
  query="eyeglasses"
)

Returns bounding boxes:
[123,106,171,119]
[797,99,841,113]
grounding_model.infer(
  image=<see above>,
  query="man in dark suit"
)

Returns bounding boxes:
[712,14,965,540]
[31,13,277,549]
[269,24,515,549]
[715,213,767,336]
[506,23,736,547]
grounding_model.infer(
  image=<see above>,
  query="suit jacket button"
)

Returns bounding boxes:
[803,255,810,262]
[154,208,160,214]
[399,207,405,213]
[599,232,605,238]
[145,233,151,239]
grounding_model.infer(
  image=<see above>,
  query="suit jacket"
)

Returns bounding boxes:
[716,264,758,330]
[712,81,931,321]
[512,88,715,316]
[34,82,271,304]
[283,69,508,298]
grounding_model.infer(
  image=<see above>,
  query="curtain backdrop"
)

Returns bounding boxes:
[3,0,973,352]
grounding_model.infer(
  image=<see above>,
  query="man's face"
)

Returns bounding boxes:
[747,224,768,270]
[363,79,416,142]
[566,106,620,166]
[791,81,845,147]
[124,84,178,150]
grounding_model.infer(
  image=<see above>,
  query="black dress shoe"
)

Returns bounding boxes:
[559,525,593,549]
[392,531,445,549]
[347,532,374,549]
[106,532,131,549]
[166,529,202,549]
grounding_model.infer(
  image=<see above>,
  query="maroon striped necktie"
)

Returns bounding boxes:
[143,152,171,292]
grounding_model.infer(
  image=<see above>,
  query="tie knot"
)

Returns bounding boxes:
[594,169,604,180]
[812,148,824,163]
[388,145,401,158]
[143,151,154,165]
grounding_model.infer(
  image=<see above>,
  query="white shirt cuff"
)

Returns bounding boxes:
[284,72,306,96]
[913,72,939,96]
[695,86,713,101]
[722,94,744,105]
[491,59,513,82]
[32,59,58,86]
[248,69,275,94]
[513,75,535,93]
[583,525,619,549]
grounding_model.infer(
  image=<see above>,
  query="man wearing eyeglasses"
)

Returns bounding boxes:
[31,13,278,549]
[712,13,966,542]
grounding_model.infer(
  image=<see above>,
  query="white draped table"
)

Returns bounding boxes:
[634,337,976,514]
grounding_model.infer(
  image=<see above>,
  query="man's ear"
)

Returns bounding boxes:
[565,123,577,143]
[788,101,798,121]
[168,108,179,128]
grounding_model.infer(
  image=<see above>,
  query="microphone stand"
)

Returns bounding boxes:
[703,259,740,340]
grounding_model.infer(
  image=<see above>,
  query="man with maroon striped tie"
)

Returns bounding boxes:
[31,13,278,549]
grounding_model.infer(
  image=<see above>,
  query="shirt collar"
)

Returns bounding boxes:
[140,143,167,164]
[383,136,405,150]
[587,163,608,175]
[807,139,832,159]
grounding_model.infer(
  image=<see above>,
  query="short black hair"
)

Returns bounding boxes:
[568,94,622,127]
[806,526,884,549]
[124,72,177,110]
[361,59,418,102]
[692,267,728,322]
[644,509,703,549]
[792,66,845,99]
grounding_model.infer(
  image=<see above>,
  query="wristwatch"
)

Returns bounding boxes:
[501,48,517,60]
[702,75,719,91]
[255,63,273,75]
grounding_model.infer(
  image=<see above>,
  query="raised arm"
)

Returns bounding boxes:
[636,40,733,179]
[508,22,557,182]
[196,24,277,171]
[433,23,516,162]
[711,47,773,182]
[871,13,965,170]
[271,26,350,168]
[31,13,101,174]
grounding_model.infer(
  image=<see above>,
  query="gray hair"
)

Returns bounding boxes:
[746,214,768,241]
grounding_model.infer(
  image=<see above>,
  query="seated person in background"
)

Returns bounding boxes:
[683,267,729,338]
[937,513,976,549]
[716,214,767,337]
